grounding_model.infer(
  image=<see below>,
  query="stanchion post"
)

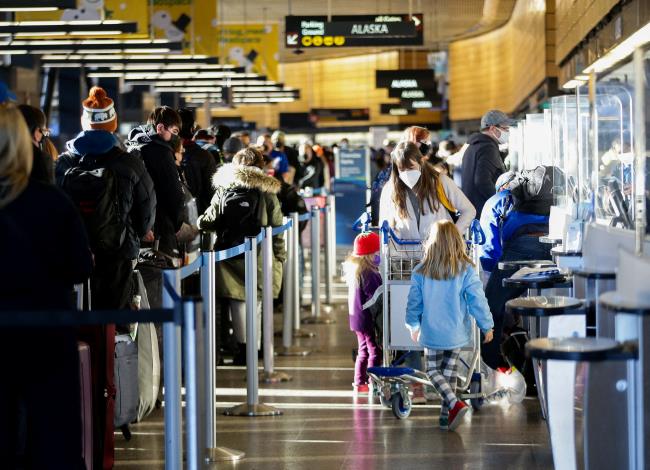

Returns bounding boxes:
[303,206,335,324]
[324,202,333,306]
[290,212,316,338]
[278,216,311,356]
[200,234,244,462]
[327,193,337,292]
[262,226,292,382]
[162,270,182,470]
[183,298,199,470]
[225,236,281,417]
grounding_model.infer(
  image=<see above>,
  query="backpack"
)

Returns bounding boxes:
[215,186,263,250]
[62,152,125,253]
[500,326,537,395]
[510,165,563,216]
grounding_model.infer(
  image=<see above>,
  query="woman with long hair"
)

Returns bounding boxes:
[0,103,92,468]
[379,141,475,240]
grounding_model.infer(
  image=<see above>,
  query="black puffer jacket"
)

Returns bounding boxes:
[56,130,156,260]
[460,132,506,217]
[181,140,217,215]
[127,125,185,257]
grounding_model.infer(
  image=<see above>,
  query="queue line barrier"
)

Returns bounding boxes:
[4,203,334,470]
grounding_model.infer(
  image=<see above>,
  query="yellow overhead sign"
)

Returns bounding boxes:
[16,0,150,38]
[217,24,279,82]
[152,0,218,56]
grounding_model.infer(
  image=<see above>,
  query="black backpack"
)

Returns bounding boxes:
[215,186,263,250]
[62,152,125,253]
[510,165,564,216]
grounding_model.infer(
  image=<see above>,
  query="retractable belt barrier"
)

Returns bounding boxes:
[5,206,332,469]
[1,287,193,470]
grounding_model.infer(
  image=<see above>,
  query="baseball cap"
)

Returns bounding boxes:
[223,136,244,155]
[481,110,515,130]
[0,81,17,104]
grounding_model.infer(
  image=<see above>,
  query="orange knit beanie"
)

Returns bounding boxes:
[81,86,117,133]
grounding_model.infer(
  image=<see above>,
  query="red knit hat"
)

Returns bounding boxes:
[353,232,380,256]
[81,86,117,132]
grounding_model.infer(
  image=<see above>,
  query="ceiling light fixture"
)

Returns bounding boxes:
[0,20,138,36]
[583,21,650,74]
[0,0,75,11]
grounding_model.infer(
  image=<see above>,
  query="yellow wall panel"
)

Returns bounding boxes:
[203,51,441,129]
[449,0,548,121]
[555,0,618,63]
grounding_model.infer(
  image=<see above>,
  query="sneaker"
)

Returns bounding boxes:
[448,401,469,431]
[438,416,449,430]
[353,383,370,395]
[411,383,426,404]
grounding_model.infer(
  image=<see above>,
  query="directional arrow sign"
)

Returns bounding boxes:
[412,16,421,27]
[286,33,298,45]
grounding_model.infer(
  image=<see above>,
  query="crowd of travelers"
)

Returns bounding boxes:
[0,83,338,469]
[0,73,559,465]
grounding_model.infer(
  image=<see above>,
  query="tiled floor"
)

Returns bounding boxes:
[115,303,553,469]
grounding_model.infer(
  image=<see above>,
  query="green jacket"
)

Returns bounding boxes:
[198,164,286,301]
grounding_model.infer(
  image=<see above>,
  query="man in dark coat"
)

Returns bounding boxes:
[127,106,185,259]
[18,104,54,184]
[461,109,514,217]
[177,108,217,214]
[56,86,156,470]
[57,87,156,309]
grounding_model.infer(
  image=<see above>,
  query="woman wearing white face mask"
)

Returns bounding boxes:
[379,141,476,240]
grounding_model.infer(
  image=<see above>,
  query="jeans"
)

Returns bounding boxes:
[354,331,380,385]
[482,235,552,369]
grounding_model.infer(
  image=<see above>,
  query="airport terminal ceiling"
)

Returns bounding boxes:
[218,0,517,61]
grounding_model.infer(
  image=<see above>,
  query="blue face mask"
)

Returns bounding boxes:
[373,254,381,265]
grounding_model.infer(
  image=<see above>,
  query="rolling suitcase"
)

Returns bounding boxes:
[79,341,93,470]
[114,337,138,438]
[132,270,161,422]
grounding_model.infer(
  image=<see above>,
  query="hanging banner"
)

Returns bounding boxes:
[152,0,218,56]
[217,24,279,82]
[16,0,150,38]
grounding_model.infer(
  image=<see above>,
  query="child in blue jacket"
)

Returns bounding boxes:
[405,220,494,431]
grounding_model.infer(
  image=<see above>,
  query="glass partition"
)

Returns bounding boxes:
[550,95,587,211]
[522,112,553,169]
[507,121,524,171]
[593,60,635,229]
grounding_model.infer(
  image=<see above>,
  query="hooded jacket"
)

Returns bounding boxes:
[127,125,185,257]
[460,132,506,217]
[56,130,156,260]
[181,139,217,215]
[379,173,476,240]
[198,164,286,300]
[405,264,494,350]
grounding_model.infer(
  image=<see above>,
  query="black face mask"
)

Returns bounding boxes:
[419,142,430,156]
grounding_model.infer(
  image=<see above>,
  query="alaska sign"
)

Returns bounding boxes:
[285,14,423,48]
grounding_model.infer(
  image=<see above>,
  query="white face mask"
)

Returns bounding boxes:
[496,128,509,145]
[399,169,421,189]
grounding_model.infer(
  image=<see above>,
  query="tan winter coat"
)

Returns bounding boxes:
[198,164,286,301]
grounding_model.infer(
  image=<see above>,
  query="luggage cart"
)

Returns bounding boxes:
[367,220,515,419]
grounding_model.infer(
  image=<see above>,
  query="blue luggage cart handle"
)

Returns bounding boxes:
[379,220,421,246]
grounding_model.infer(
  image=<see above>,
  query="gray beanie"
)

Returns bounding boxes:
[223,136,244,155]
